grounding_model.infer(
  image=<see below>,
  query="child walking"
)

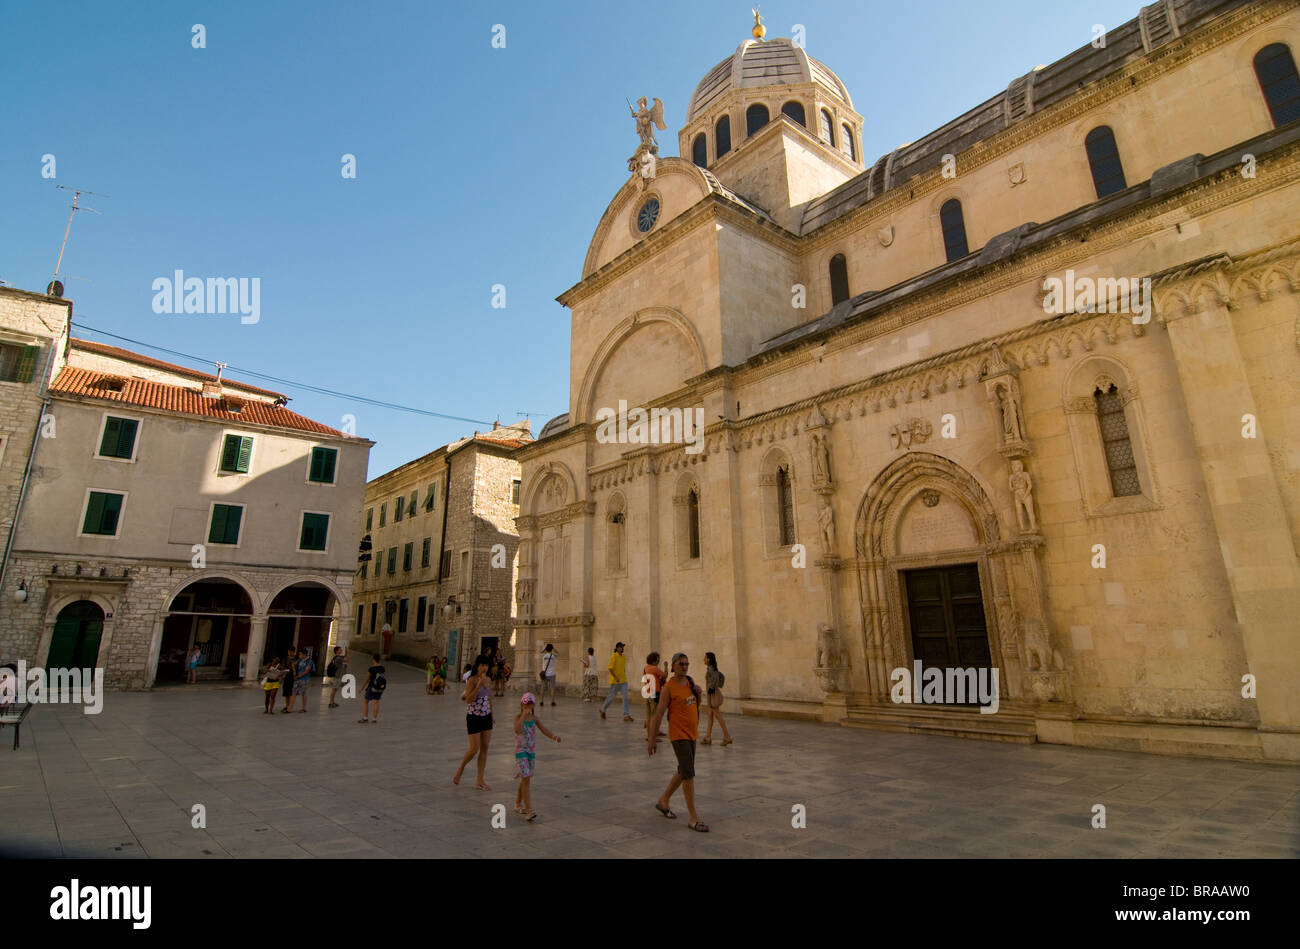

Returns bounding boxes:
[514,692,560,821]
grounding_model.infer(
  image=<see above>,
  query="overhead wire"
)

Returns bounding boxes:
[69,320,502,427]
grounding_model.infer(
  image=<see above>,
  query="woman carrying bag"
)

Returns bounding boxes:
[701,652,733,746]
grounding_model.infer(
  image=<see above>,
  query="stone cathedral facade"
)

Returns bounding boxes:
[513,0,1300,762]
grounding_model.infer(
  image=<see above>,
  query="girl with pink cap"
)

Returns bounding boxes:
[514,692,561,821]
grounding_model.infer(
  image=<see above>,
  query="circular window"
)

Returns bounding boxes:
[636,197,661,233]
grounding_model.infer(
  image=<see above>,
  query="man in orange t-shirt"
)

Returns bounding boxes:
[647,653,707,832]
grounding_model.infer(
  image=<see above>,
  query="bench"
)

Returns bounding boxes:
[0,702,33,750]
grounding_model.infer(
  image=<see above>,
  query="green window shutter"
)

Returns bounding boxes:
[236,436,253,473]
[300,512,329,551]
[365,508,373,530]
[221,435,240,472]
[210,504,242,544]
[223,505,243,544]
[15,345,40,383]
[100,418,122,457]
[409,491,417,515]
[83,493,106,533]
[84,492,123,535]
[309,447,336,483]
[117,418,138,457]
[387,548,396,574]
[422,537,431,567]
[208,506,227,543]
[404,542,413,571]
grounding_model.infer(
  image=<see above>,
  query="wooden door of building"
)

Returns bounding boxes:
[904,563,992,671]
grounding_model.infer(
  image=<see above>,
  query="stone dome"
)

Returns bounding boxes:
[686,37,853,124]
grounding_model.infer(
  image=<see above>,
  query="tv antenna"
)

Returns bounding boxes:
[516,410,550,420]
[51,185,108,294]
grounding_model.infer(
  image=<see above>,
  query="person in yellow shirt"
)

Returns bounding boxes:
[600,642,633,721]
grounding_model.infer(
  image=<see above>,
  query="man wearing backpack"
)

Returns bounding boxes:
[359,654,386,723]
[647,653,708,832]
[327,646,349,709]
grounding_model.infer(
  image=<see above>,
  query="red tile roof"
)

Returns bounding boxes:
[68,339,287,400]
[51,366,348,437]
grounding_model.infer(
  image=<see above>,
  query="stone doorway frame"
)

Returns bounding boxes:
[853,452,1040,705]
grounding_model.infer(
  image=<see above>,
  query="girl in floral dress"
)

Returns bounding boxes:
[514,692,560,821]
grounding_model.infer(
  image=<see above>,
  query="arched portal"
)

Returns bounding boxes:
[853,452,1025,703]
[265,582,340,669]
[156,579,254,683]
[48,601,105,670]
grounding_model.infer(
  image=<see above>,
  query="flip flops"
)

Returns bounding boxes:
[688,821,710,833]
[655,802,677,819]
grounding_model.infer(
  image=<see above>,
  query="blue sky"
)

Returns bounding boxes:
[2,0,1143,476]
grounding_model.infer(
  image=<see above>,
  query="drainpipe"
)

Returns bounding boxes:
[0,340,61,601]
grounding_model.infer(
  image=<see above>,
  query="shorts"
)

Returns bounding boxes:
[292,678,309,696]
[514,753,535,779]
[671,739,696,780]
[467,713,493,735]
[365,688,383,701]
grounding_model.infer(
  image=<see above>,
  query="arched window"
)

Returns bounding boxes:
[1094,384,1140,497]
[746,103,770,137]
[692,133,707,167]
[781,101,806,126]
[939,199,969,262]
[840,124,856,162]
[715,115,732,158]
[776,467,795,547]
[1085,126,1127,198]
[829,253,850,305]
[1254,43,1300,127]
[687,488,701,559]
[819,109,835,146]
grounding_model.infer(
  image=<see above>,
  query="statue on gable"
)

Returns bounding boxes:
[630,96,667,150]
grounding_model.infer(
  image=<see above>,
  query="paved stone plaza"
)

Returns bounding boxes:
[1,662,1295,859]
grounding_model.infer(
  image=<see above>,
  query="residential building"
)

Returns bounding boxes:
[0,333,372,689]
[0,287,71,607]
[354,420,529,672]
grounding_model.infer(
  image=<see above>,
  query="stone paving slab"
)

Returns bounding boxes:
[0,661,1296,858]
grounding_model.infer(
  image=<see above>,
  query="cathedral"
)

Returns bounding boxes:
[512,0,1300,762]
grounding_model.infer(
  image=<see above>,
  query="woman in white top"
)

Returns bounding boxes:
[581,647,598,702]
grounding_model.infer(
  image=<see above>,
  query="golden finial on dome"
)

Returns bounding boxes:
[751,6,766,40]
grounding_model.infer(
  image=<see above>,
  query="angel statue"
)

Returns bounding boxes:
[630,96,667,150]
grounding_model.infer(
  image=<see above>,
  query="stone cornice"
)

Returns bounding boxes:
[512,613,595,629]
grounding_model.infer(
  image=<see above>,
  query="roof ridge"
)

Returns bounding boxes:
[69,338,287,401]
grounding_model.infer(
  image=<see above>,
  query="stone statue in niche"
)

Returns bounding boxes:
[817,500,836,556]
[810,432,831,485]
[995,381,1024,443]
[1009,460,1036,532]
